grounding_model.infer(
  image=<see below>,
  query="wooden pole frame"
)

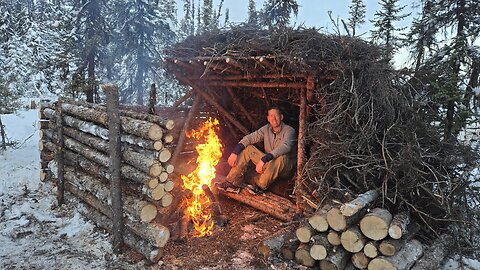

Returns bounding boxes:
[56,98,65,205]
[104,84,124,252]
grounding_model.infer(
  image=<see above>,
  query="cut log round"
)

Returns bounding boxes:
[352,252,370,269]
[327,230,342,246]
[159,171,169,182]
[308,203,332,232]
[360,208,392,240]
[152,184,166,200]
[379,239,405,256]
[141,204,158,223]
[148,177,159,189]
[163,134,174,143]
[164,164,174,174]
[320,246,350,270]
[158,148,172,163]
[327,207,365,232]
[309,234,330,260]
[340,190,379,217]
[161,192,173,207]
[388,211,410,239]
[364,241,379,258]
[295,243,316,268]
[295,222,315,243]
[164,180,174,192]
[281,237,300,260]
[368,239,424,270]
[341,225,367,253]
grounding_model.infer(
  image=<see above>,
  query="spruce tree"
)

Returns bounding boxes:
[263,0,299,29]
[348,0,366,37]
[248,0,258,26]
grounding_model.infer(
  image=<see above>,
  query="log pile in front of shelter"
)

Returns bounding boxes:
[38,99,182,262]
[258,190,453,270]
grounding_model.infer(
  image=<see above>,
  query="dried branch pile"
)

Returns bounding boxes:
[167,26,479,249]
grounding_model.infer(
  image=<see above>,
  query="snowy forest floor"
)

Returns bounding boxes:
[1,108,479,270]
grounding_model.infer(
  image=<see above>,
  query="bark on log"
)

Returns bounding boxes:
[320,246,350,270]
[327,206,365,232]
[341,225,367,253]
[379,239,405,256]
[171,95,201,165]
[388,212,410,240]
[257,226,295,259]
[295,243,316,267]
[281,235,300,260]
[410,234,453,270]
[76,202,162,263]
[340,190,378,217]
[360,208,392,240]
[308,203,332,232]
[364,241,379,258]
[352,252,370,269]
[295,221,315,243]
[64,181,169,248]
[368,239,424,270]
[310,234,331,260]
[63,98,175,130]
[327,230,342,246]
[60,103,165,140]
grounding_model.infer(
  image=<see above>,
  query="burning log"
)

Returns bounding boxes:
[368,239,424,270]
[359,208,392,240]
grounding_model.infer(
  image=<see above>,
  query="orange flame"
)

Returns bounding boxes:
[181,117,223,237]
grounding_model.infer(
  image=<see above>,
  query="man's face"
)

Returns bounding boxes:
[267,108,283,129]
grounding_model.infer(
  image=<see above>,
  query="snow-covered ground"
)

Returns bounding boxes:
[0,108,479,270]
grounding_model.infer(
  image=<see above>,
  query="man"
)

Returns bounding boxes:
[217,106,296,194]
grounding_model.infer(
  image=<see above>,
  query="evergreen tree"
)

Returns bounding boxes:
[112,0,175,105]
[348,0,366,37]
[370,0,409,60]
[262,0,299,29]
[247,0,258,26]
[179,0,194,38]
[201,0,213,32]
[224,8,229,26]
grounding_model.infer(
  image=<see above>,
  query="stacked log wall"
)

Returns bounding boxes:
[38,99,186,262]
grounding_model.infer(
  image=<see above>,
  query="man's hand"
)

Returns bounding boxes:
[227,153,237,167]
[256,160,265,174]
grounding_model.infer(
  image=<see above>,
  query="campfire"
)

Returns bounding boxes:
[180,117,223,237]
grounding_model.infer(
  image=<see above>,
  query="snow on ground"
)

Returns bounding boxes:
[0,108,479,270]
[0,109,145,269]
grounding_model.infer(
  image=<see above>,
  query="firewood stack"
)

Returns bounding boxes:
[260,190,429,270]
[38,99,180,262]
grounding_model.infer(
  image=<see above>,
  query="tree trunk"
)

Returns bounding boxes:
[341,225,366,253]
[368,239,424,270]
[56,99,65,205]
[340,190,378,217]
[0,116,6,151]
[359,208,392,240]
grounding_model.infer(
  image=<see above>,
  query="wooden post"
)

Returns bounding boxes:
[56,98,65,205]
[0,116,6,151]
[226,87,256,127]
[173,89,193,107]
[148,83,157,114]
[170,94,202,165]
[296,87,307,213]
[104,84,124,253]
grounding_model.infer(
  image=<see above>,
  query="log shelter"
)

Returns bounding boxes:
[165,54,338,215]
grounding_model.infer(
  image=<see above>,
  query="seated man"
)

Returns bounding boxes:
[217,106,296,194]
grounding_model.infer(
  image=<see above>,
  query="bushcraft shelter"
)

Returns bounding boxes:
[165,27,383,214]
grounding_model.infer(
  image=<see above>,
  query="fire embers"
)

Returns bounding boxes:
[181,118,223,237]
